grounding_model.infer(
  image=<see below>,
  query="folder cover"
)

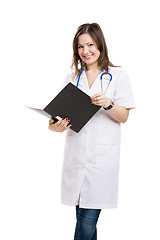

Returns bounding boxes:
[27,83,101,133]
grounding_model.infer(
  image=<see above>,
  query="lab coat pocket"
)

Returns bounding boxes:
[96,138,120,168]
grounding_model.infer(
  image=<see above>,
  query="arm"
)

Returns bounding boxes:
[105,104,129,123]
[91,93,129,123]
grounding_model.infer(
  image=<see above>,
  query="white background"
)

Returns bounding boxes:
[0,0,160,239]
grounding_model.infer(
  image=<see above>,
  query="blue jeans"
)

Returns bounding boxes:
[74,205,101,240]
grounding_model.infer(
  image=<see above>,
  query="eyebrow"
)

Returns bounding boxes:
[78,42,93,46]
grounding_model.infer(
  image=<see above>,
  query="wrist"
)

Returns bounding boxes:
[103,99,114,110]
[103,98,112,108]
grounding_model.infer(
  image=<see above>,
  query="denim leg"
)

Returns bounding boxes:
[74,205,101,240]
[91,228,97,240]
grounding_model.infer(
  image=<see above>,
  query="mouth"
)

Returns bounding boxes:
[83,54,94,60]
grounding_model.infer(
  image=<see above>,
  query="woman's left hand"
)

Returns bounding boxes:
[91,92,111,108]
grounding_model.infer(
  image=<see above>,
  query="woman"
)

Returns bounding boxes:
[48,23,135,240]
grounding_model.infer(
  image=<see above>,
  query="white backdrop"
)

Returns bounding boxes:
[0,0,160,239]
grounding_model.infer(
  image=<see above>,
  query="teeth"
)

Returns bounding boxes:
[84,55,92,59]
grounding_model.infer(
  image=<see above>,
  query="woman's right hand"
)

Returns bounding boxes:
[48,118,72,133]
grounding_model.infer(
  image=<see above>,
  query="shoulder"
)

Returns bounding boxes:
[65,71,75,82]
[109,67,130,87]
[61,70,75,88]
[109,66,129,78]
[108,67,135,108]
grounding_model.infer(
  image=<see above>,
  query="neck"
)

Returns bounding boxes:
[86,63,100,72]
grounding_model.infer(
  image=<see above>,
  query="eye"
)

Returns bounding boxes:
[78,45,83,49]
[88,43,94,47]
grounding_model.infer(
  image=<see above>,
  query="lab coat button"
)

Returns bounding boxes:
[83,148,86,152]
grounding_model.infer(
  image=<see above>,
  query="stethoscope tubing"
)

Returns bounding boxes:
[100,72,112,81]
[100,72,112,93]
[76,69,112,93]
[76,68,83,88]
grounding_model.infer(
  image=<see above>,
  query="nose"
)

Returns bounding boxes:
[83,46,89,55]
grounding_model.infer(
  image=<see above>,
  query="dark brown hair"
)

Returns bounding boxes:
[71,23,118,78]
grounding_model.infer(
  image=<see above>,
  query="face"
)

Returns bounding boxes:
[78,33,100,68]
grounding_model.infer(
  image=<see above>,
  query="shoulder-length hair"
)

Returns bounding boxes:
[71,23,118,79]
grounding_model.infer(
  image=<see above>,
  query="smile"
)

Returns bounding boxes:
[83,54,93,59]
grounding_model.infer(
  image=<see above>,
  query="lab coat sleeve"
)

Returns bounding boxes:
[60,73,74,91]
[114,70,135,109]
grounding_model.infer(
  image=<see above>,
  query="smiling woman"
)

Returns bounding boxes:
[48,23,135,240]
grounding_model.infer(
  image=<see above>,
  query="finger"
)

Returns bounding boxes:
[93,96,104,101]
[56,123,65,132]
[92,98,102,105]
[91,93,103,99]
[55,119,64,127]
[49,118,54,124]
[91,93,102,98]
[61,123,72,131]
[92,96,104,103]
[92,99,105,106]
[58,119,70,130]
[66,124,72,130]
[62,119,71,129]
[65,120,71,128]
[59,121,70,132]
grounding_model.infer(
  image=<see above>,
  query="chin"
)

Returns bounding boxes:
[84,59,96,65]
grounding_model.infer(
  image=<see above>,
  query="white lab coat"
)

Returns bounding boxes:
[61,66,135,209]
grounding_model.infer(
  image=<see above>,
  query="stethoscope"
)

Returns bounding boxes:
[76,67,112,93]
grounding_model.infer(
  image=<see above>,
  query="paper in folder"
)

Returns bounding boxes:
[28,83,101,133]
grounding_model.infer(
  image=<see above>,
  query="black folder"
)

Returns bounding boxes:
[27,83,101,133]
